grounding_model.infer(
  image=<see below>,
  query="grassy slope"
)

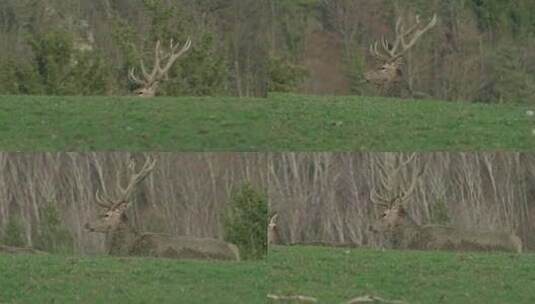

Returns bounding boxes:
[2,247,534,304]
[0,254,267,304]
[268,246,535,304]
[0,94,532,150]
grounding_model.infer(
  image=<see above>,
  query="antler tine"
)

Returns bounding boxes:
[398,157,426,206]
[95,189,114,209]
[158,38,192,76]
[117,156,157,203]
[269,213,278,225]
[370,41,390,61]
[147,40,162,81]
[388,16,404,56]
[398,14,438,58]
[128,68,145,85]
[370,187,391,208]
[140,58,152,80]
[376,13,437,62]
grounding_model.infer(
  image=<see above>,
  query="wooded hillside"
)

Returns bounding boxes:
[1,0,535,103]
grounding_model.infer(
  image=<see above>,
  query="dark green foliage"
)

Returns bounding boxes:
[268,55,308,92]
[33,203,73,254]
[165,33,228,96]
[479,44,535,103]
[114,2,228,96]
[468,0,535,36]
[0,57,43,94]
[28,31,112,96]
[2,216,26,247]
[224,183,268,260]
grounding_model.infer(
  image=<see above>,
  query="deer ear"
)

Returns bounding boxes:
[398,207,407,216]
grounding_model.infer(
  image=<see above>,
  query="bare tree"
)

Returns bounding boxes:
[84,155,241,260]
[369,154,523,253]
[128,39,192,97]
[364,14,437,95]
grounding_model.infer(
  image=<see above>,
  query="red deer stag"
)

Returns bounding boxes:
[369,153,522,253]
[84,156,240,261]
[268,213,281,246]
[128,38,192,97]
[364,14,437,94]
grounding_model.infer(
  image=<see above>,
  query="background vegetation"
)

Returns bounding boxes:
[0,152,268,254]
[224,183,268,260]
[1,0,535,103]
[268,153,535,251]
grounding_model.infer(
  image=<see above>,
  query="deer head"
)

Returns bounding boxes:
[364,14,437,90]
[84,156,157,233]
[268,213,280,245]
[369,153,425,233]
[129,39,192,97]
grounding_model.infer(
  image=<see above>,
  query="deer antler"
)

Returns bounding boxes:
[92,156,157,210]
[370,153,425,209]
[95,189,114,208]
[370,14,437,63]
[128,38,192,97]
[269,214,278,226]
[115,156,157,204]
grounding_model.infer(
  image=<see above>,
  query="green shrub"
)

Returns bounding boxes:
[268,55,308,92]
[2,216,26,247]
[0,56,43,95]
[223,183,268,260]
[29,30,112,96]
[165,32,229,96]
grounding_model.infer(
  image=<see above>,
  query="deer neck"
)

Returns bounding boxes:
[106,219,139,256]
[268,227,279,245]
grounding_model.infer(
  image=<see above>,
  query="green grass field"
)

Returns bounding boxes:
[0,94,532,150]
[3,248,534,304]
[268,246,535,304]
[0,254,267,304]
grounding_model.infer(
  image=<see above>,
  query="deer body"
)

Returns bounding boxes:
[370,154,522,254]
[268,214,280,246]
[373,210,522,253]
[85,156,240,261]
[87,214,240,260]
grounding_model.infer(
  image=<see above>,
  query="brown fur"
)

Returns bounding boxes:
[85,203,240,261]
[371,206,522,253]
[85,157,239,261]
[268,214,280,246]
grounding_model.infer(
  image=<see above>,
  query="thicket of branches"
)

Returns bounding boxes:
[0,152,268,254]
[1,152,535,254]
[1,0,535,102]
[268,152,535,250]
